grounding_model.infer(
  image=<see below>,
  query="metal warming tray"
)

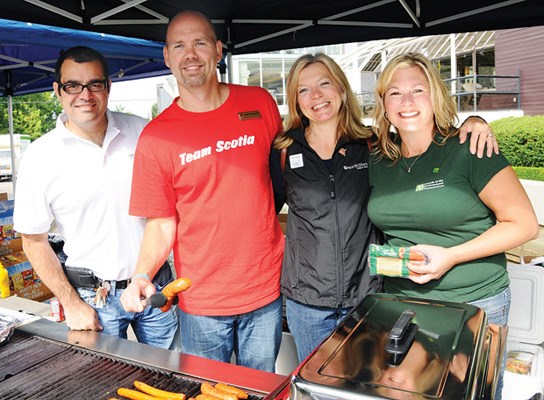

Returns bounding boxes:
[290,293,507,400]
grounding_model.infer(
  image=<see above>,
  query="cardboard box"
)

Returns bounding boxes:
[0,199,20,249]
[3,251,53,302]
[0,199,52,301]
[0,237,22,256]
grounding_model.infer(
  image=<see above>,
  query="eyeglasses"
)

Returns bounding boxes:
[58,80,108,94]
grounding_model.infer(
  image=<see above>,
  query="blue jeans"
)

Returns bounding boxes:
[469,287,511,400]
[179,297,282,372]
[286,298,352,362]
[77,281,180,350]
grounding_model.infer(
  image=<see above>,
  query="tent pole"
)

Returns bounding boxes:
[6,71,16,198]
[227,52,232,84]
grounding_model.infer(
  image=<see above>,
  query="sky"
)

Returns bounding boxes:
[108,75,173,119]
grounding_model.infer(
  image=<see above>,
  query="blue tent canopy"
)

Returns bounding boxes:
[0,18,169,97]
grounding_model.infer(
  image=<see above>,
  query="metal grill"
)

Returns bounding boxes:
[0,331,265,400]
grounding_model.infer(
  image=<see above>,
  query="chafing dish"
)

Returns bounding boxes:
[290,293,507,400]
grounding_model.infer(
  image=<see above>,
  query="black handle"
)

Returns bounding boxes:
[384,310,418,366]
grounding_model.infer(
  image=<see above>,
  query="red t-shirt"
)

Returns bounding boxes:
[130,84,284,315]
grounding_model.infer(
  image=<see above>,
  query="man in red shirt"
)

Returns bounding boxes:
[120,10,284,372]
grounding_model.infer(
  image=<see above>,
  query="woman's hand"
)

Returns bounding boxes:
[458,116,499,158]
[406,244,455,284]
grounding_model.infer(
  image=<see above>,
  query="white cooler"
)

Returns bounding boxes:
[503,263,544,400]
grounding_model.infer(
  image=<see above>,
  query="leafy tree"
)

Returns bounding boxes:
[0,91,62,140]
[113,104,130,114]
[151,103,159,119]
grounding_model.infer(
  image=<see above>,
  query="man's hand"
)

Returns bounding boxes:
[458,116,499,158]
[64,299,102,331]
[120,276,156,313]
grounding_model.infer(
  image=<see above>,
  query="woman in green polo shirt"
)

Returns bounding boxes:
[367,52,539,399]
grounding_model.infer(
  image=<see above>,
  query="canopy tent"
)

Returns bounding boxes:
[1,0,543,56]
[0,18,168,97]
[0,0,543,195]
[0,18,169,194]
[1,0,543,94]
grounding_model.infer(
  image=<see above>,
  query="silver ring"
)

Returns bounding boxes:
[487,133,493,137]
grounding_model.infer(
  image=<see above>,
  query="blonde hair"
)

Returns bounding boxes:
[372,52,459,163]
[274,53,372,149]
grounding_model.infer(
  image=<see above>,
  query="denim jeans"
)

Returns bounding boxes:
[77,280,180,350]
[286,298,352,363]
[179,297,282,372]
[469,287,511,400]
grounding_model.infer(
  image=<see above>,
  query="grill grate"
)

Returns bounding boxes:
[0,331,264,400]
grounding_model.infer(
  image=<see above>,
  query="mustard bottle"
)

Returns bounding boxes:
[0,262,10,298]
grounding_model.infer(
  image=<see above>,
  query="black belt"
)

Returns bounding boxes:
[63,261,172,290]
[101,279,130,289]
[63,266,130,289]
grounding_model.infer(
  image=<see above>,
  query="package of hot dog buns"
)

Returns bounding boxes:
[368,244,429,277]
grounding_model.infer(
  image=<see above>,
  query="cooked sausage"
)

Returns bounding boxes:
[160,277,192,312]
[117,387,168,400]
[215,383,248,399]
[134,380,186,400]
[200,383,238,400]
[195,395,222,400]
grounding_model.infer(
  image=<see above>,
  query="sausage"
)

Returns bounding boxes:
[214,383,249,399]
[134,380,186,400]
[160,277,192,312]
[195,395,222,400]
[162,278,192,297]
[117,387,170,400]
[200,382,238,400]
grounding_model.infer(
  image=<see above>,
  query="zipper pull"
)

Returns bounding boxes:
[330,174,336,198]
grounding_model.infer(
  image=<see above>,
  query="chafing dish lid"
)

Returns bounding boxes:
[295,294,487,399]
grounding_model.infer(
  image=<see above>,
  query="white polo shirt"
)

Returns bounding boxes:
[14,110,148,281]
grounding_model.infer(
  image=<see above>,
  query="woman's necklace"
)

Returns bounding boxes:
[402,153,423,173]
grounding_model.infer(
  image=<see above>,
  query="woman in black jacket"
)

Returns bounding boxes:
[272,53,380,362]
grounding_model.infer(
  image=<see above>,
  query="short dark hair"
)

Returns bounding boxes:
[55,46,109,84]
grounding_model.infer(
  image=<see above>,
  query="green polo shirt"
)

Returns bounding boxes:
[368,135,510,303]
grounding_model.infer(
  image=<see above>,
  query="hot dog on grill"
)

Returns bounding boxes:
[134,380,186,399]
[215,383,248,399]
[200,382,238,400]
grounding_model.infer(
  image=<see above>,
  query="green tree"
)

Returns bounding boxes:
[0,91,62,140]
[113,104,130,114]
[151,103,159,119]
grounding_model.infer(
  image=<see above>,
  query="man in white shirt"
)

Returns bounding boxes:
[13,46,178,348]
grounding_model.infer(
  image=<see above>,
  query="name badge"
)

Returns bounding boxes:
[289,153,304,169]
[238,111,261,120]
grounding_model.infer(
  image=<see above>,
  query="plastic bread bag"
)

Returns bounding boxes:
[368,244,430,277]
[0,314,22,345]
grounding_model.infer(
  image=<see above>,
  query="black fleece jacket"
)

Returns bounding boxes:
[270,127,382,308]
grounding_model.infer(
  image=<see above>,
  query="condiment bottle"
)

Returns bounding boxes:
[0,262,10,298]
